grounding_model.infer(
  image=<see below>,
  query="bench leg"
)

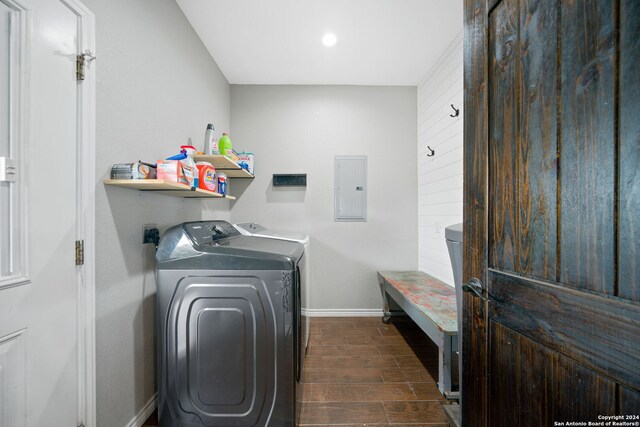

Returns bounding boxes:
[380,297,406,324]
[378,280,407,324]
[438,334,453,395]
[378,278,394,323]
[380,286,391,323]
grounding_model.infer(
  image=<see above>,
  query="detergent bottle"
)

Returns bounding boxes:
[204,124,219,155]
[218,133,232,156]
[196,161,217,192]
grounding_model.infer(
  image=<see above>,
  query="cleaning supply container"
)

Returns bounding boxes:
[218,133,232,156]
[165,149,187,161]
[196,162,217,193]
[181,145,198,187]
[218,172,227,196]
[237,152,254,175]
[157,160,189,185]
[204,124,219,155]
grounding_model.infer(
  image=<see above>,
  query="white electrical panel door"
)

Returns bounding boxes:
[334,156,367,222]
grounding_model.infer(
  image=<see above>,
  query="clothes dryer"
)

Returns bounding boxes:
[233,223,311,356]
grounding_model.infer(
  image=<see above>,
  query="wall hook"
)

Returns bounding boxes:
[426,146,435,157]
[450,104,460,117]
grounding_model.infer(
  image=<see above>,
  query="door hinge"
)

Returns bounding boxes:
[0,157,16,182]
[76,51,96,81]
[75,240,84,266]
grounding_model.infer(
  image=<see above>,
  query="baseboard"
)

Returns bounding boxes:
[305,308,383,317]
[125,392,157,427]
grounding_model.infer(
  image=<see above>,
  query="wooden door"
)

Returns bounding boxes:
[463,0,640,425]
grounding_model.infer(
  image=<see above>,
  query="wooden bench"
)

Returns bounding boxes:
[377,271,458,397]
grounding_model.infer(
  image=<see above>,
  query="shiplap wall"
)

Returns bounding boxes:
[417,31,463,286]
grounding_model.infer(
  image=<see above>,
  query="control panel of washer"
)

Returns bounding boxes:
[183,221,240,245]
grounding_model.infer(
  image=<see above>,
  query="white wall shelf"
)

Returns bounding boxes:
[103,179,237,200]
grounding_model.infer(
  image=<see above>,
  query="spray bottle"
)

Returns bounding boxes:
[181,145,198,188]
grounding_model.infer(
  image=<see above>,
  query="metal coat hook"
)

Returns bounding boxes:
[450,104,460,117]
[426,146,435,157]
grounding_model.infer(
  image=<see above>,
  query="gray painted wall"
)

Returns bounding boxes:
[81,0,231,425]
[230,85,418,312]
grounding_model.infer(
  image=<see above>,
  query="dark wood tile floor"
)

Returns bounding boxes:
[143,317,452,426]
[299,316,450,426]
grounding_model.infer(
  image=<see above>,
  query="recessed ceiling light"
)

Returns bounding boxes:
[322,33,337,47]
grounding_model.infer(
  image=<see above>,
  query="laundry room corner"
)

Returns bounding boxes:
[228,85,419,314]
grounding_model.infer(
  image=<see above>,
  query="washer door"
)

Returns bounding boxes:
[166,276,276,426]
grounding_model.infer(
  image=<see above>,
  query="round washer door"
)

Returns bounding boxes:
[166,276,276,426]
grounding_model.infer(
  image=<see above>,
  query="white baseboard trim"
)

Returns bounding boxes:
[125,392,157,427]
[305,308,383,317]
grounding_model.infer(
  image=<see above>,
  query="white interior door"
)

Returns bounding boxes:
[0,0,83,425]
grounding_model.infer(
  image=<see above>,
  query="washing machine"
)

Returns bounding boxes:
[156,220,305,427]
[233,223,311,355]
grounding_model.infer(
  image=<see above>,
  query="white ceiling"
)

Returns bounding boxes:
[176,0,463,86]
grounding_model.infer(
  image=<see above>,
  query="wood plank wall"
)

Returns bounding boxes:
[417,31,464,285]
